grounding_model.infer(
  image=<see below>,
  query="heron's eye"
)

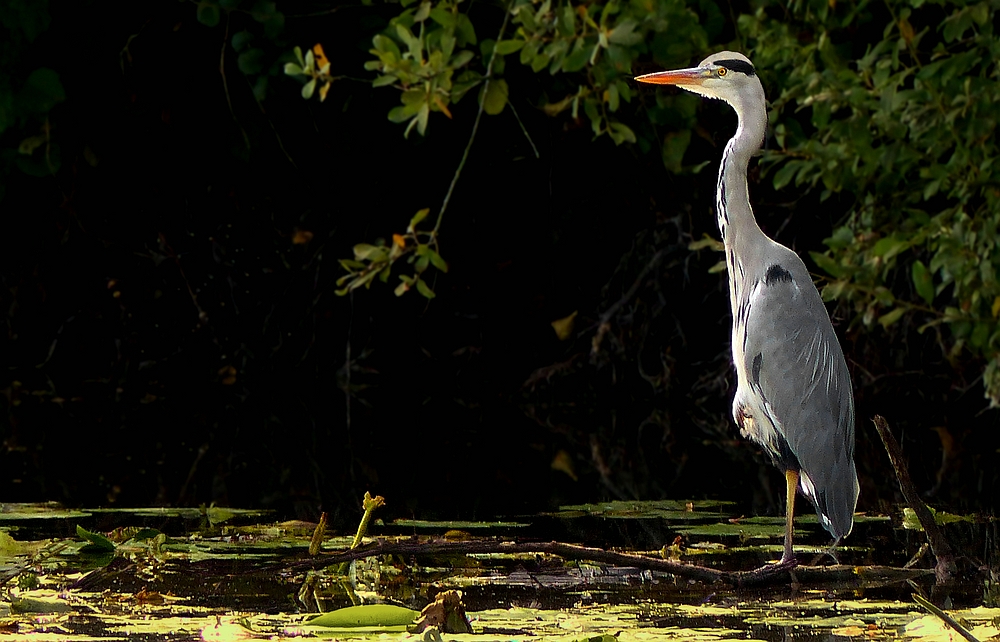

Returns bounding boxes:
[717,68,727,77]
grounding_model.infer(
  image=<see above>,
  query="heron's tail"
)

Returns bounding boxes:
[805,457,859,540]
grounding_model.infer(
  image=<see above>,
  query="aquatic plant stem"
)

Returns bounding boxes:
[337,492,385,574]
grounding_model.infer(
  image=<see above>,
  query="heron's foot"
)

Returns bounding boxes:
[770,556,798,571]
[731,557,798,586]
[746,556,797,575]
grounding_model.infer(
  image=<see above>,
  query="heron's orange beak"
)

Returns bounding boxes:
[634,67,709,87]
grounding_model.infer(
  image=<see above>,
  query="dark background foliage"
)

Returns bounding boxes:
[1,0,997,535]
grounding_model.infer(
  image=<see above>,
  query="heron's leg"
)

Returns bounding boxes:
[781,469,799,563]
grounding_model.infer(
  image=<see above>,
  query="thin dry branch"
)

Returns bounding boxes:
[873,415,956,584]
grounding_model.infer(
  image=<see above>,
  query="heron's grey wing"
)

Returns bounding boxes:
[742,259,858,538]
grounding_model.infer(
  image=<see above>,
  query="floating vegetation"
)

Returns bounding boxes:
[0,501,990,641]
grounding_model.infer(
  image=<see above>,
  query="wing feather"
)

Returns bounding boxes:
[741,255,858,538]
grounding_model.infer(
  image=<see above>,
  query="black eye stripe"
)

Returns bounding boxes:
[715,59,756,76]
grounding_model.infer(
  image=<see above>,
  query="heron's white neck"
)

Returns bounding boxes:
[716,93,768,252]
[716,88,768,308]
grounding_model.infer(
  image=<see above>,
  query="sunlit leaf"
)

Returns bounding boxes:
[76,524,115,552]
[878,307,906,328]
[415,278,436,299]
[608,122,636,146]
[550,311,577,341]
[301,78,316,99]
[306,605,419,628]
[409,208,430,230]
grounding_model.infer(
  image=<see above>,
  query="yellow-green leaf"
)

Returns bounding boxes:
[76,524,115,552]
[306,604,419,628]
[878,307,906,328]
[482,79,508,115]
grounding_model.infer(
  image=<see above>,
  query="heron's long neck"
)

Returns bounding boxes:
[717,100,767,305]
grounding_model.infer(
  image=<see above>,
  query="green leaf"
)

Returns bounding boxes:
[562,39,591,72]
[372,74,396,88]
[21,68,65,114]
[455,13,477,45]
[231,30,253,52]
[415,278,436,299]
[661,129,691,173]
[196,2,221,27]
[607,83,619,112]
[878,307,906,328]
[388,105,417,123]
[396,24,421,56]
[238,48,265,75]
[372,34,401,58]
[416,101,430,135]
[427,248,448,272]
[451,50,474,69]
[809,251,845,278]
[911,260,934,305]
[482,79,508,115]
[608,122,636,146]
[306,605,419,628]
[353,244,387,262]
[607,19,640,45]
[283,62,303,76]
[871,236,908,260]
[302,78,317,99]
[76,525,115,552]
[413,0,431,21]
[772,160,801,191]
[495,39,524,55]
[409,208,430,229]
[250,0,277,22]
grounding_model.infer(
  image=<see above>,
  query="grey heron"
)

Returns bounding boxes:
[636,52,859,563]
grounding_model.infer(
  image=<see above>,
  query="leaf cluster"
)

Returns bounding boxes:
[336,208,448,299]
[743,0,1000,403]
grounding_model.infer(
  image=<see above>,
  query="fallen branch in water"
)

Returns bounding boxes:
[286,537,934,587]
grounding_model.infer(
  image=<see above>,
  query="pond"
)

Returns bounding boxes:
[0,499,994,641]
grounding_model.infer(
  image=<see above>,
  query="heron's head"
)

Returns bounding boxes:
[635,51,764,116]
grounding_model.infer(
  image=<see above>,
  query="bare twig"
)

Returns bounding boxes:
[591,248,669,356]
[219,14,251,151]
[873,415,956,584]
[432,1,512,234]
[507,98,539,159]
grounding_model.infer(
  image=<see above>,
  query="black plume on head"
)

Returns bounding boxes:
[716,58,756,76]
